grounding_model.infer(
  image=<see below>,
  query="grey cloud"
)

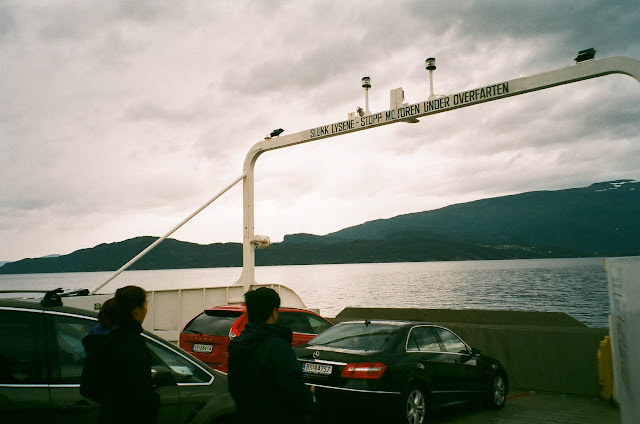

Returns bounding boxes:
[450,0,639,57]
[570,93,640,140]
[388,0,640,77]
[123,103,207,123]
[36,1,181,41]
[2,166,208,221]
[220,38,369,95]
[216,0,640,113]
[239,0,288,15]
[218,1,436,97]
[37,4,117,41]
[0,4,16,41]
[1,130,209,221]
[115,0,179,23]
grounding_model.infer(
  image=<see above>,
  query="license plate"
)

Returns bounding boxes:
[302,362,332,375]
[192,343,213,354]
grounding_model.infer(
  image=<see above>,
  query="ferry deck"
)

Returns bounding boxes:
[429,389,619,424]
[316,389,620,423]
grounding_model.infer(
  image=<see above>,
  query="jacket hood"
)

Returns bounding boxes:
[230,322,292,354]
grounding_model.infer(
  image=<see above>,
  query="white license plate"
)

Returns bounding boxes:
[302,362,333,375]
[192,343,213,354]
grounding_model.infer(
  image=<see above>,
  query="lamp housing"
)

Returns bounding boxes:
[425,57,436,71]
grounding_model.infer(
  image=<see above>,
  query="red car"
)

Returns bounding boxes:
[179,305,333,372]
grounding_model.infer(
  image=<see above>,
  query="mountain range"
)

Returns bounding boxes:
[1,180,638,274]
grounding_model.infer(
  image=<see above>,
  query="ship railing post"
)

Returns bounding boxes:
[236,147,263,292]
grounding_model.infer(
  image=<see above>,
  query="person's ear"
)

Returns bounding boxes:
[268,308,278,323]
[132,305,147,324]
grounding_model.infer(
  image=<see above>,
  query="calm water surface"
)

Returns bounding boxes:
[0,258,610,327]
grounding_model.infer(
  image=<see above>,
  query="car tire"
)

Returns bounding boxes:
[404,385,428,424]
[487,373,507,409]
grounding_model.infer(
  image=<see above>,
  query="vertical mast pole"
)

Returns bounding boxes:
[237,149,261,291]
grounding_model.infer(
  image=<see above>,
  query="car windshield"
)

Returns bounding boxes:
[183,310,241,336]
[308,322,398,351]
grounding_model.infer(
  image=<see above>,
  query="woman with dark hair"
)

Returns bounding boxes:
[81,298,118,401]
[91,298,118,335]
[99,285,160,424]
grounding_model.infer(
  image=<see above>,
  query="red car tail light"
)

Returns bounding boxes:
[340,362,386,379]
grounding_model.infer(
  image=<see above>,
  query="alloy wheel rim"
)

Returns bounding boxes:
[493,375,506,406]
[406,389,426,424]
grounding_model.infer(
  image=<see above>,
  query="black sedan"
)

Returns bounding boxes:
[294,320,507,424]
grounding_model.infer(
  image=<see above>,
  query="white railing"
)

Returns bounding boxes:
[65,283,305,343]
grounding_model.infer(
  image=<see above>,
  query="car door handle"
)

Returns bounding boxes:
[61,400,99,412]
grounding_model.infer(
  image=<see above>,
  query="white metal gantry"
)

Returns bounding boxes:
[76,55,639,349]
[236,56,640,290]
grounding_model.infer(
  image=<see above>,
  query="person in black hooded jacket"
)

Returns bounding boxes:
[228,287,314,424]
[81,298,118,403]
[95,286,160,424]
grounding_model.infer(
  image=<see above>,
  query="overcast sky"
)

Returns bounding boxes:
[1,0,639,262]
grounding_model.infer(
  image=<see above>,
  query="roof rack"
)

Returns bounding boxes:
[0,288,90,307]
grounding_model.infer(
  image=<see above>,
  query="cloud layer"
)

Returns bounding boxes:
[1,0,639,261]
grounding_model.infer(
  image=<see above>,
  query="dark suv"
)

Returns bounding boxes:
[0,293,235,424]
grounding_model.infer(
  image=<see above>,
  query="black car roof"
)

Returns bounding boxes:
[0,297,99,318]
[0,296,172,344]
[336,319,434,327]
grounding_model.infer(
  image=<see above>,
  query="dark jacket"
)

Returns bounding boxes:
[228,322,314,424]
[89,317,160,424]
[81,331,111,403]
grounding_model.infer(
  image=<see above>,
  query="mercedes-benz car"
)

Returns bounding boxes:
[294,320,508,424]
[0,292,235,424]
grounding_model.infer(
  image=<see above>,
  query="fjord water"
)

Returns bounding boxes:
[0,257,610,327]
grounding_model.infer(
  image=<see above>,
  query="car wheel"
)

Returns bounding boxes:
[488,373,507,409]
[404,386,427,424]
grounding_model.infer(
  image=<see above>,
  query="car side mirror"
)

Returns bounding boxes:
[471,347,482,357]
[170,365,194,378]
[152,365,176,387]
